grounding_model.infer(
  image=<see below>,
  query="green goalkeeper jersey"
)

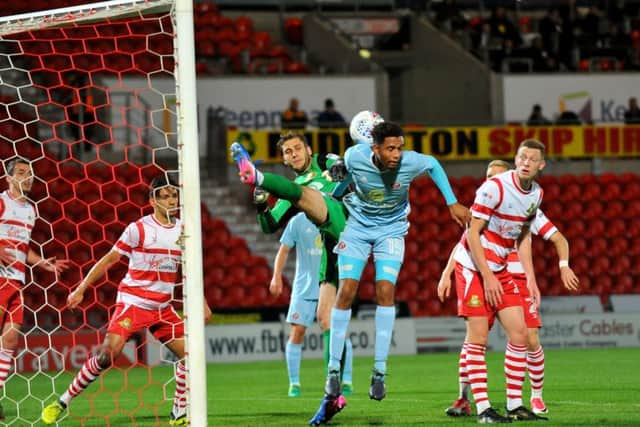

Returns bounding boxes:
[257,153,341,234]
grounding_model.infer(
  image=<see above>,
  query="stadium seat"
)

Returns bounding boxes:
[205,286,222,307]
[223,287,246,308]
[284,17,303,46]
[583,218,605,238]
[396,279,418,302]
[359,282,375,301]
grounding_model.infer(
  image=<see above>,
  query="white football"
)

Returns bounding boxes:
[349,110,384,145]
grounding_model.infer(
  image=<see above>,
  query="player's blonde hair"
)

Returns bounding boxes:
[487,159,511,170]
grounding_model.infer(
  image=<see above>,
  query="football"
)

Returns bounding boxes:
[349,110,384,145]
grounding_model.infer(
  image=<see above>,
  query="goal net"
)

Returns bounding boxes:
[0,0,206,425]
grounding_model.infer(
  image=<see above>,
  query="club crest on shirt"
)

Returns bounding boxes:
[526,202,536,216]
[118,317,132,330]
[467,295,482,307]
[292,312,299,321]
[392,182,401,189]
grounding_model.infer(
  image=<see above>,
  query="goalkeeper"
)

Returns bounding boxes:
[250,131,353,395]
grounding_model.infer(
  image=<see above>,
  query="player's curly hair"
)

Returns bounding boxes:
[371,122,403,146]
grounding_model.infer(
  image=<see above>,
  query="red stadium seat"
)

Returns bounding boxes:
[359,282,375,301]
[223,287,246,308]
[284,17,303,45]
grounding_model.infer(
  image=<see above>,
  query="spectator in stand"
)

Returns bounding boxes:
[488,6,522,47]
[557,3,578,70]
[529,36,558,72]
[603,23,631,50]
[433,0,467,33]
[555,110,582,125]
[317,99,347,129]
[624,97,640,124]
[281,98,308,129]
[538,8,562,57]
[527,104,552,126]
[580,5,602,43]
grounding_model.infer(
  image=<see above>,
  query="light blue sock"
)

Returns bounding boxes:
[285,341,302,385]
[343,337,353,383]
[374,305,396,374]
[328,308,351,372]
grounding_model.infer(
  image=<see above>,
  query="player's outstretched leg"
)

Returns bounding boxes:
[309,394,347,426]
[368,369,386,401]
[230,142,260,185]
[446,397,472,416]
[41,401,66,425]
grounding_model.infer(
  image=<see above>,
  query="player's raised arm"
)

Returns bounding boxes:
[67,249,121,309]
[420,154,470,226]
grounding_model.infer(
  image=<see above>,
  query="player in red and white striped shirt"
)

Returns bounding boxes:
[0,157,70,420]
[438,159,579,420]
[451,140,553,422]
[42,176,211,426]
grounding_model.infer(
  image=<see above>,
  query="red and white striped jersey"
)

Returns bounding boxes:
[455,170,543,272]
[507,209,558,275]
[0,190,36,283]
[114,214,182,310]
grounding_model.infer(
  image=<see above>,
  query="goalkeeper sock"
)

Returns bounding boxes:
[261,173,303,201]
[172,361,187,418]
[0,349,14,387]
[60,355,105,406]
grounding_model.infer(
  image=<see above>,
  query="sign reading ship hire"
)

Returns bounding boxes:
[229,125,640,163]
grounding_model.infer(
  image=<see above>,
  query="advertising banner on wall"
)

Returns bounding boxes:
[146,319,416,364]
[18,332,139,373]
[228,124,640,163]
[488,312,640,350]
[102,76,378,155]
[502,74,640,124]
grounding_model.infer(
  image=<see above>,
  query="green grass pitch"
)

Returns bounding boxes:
[2,347,639,426]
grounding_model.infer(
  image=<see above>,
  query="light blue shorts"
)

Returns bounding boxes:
[334,224,405,284]
[286,298,318,327]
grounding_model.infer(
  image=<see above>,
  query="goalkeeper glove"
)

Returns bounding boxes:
[327,160,347,182]
[253,186,270,211]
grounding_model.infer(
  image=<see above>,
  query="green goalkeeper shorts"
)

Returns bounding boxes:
[318,194,347,242]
